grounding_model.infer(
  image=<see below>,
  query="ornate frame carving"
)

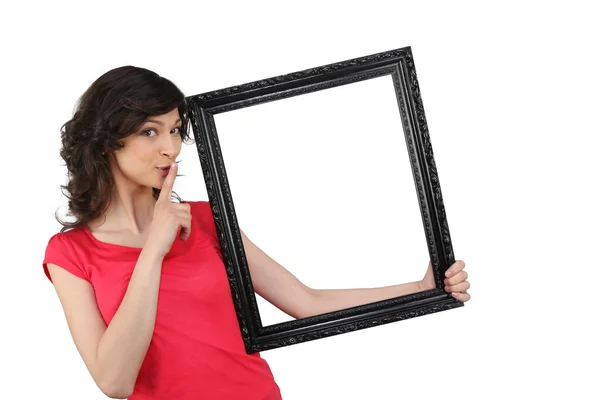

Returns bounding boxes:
[186,46,462,354]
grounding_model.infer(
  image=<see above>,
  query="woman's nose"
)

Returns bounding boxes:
[159,134,178,156]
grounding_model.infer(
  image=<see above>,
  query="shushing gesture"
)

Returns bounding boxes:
[145,163,192,257]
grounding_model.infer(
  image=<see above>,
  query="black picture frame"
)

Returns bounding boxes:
[186,46,463,354]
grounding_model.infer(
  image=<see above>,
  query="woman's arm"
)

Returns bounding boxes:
[241,229,470,319]
[95,248,165,397]
[241,230,422,319]
[309,280,424,316]
[48,247,166,399]
[311,261,471,314]
[240,230,315,319]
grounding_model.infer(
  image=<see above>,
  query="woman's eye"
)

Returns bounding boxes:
[141,129,156,137]
[141,126,182,137]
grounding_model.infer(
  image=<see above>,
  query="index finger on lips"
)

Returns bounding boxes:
[158,163,177,202]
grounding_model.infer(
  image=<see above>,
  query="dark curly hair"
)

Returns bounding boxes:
[54,66,194,233]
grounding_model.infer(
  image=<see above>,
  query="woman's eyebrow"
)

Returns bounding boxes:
[144,118,182,126]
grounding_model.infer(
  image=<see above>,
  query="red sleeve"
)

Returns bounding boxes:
[187,200,218,243]
[42,233,90,284]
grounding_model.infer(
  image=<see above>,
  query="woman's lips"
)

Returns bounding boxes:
[156,167,170,176]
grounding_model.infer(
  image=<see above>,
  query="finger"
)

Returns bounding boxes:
[172,202,191,213]
[445,260,465,278]
[445,281,470,293]
[444,270,468,286]
[451,291,471,302]
[176,212,192,241]
[157,163,178,202]
[179,219,192,241]
[175,209,192,220]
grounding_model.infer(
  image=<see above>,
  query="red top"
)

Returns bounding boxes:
[42,200,282,399]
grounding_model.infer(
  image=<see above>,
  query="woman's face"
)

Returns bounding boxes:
[112,107,183,191]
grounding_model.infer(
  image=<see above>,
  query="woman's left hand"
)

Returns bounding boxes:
[420,260,471,302]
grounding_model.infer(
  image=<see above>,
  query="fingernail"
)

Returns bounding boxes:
[445,270,451,277]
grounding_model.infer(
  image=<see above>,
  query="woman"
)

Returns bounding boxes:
[42,66,471,399]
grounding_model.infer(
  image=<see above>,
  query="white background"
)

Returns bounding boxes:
[1,1,598,399]
[213,75,430,326]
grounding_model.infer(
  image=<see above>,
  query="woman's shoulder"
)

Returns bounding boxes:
[44,226,90,261]
[43,226,90,283]
[46,225,86,245]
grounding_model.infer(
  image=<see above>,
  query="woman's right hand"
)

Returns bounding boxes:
[145,163,192,257]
